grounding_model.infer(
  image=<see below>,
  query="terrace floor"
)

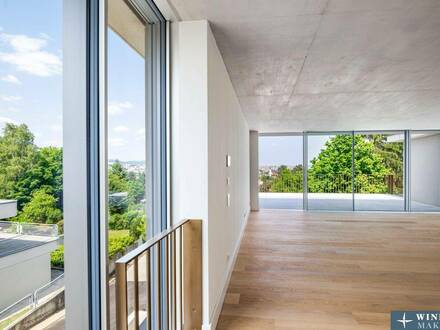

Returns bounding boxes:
[217,209,440,329]
[259,192,440,212]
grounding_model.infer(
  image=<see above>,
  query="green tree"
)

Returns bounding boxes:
[23,146,63,207]
[0,124,63,210]
[127,171,145,203]
[308,135,390,193]
[271,165,303,192]
[0,123,38,208]
[108,161,129,193]
[17,189,63,224]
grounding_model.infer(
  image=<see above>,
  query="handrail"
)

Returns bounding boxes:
[116,218,191,265]
[115,219,202,330]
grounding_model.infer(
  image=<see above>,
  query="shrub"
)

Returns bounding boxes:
[57,220,64,234]
[51,245,64,268]
[109,213,128,230]
[108,231,135,259]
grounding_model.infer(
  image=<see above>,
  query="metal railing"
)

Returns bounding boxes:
[115,219,202,330]
[259,173,403,195]
[0,274,64,323]
[0,221,58,237]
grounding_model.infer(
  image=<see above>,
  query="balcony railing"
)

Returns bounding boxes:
[115,219,202,330]
[0,221,59,237]
[259,173,403,195]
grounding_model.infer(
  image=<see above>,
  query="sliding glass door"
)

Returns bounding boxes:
[262,130,437,213]
[307,133,353,211]
[258,134,303,209]
[354,132,405,211]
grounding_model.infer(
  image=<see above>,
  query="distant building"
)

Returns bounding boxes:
[0,200,17,220]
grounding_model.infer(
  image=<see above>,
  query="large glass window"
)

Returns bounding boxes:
[106,0,166,329]
[0,0,65,328]
[410,131,440,212]
[307,133,353,211]
[258,135,303,209]
[354,132,405,211]
[107,1,148,328]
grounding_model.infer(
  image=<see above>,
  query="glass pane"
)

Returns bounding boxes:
[410,131,440,212]
[107,1,148,328]
[0,0,65,328]
[258,135,303,210]
[354,133,404,211]
[307,133,353,211]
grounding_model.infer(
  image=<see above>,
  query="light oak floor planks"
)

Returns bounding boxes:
[217,210,440,330]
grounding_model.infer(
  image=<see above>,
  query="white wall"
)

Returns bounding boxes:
[207,24,250,328]
[0,200,17,220]
[0,244,55,310]
[171,20,250,329]
[411,133,440,207]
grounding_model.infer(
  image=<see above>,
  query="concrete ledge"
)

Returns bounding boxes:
[7,289,64,330]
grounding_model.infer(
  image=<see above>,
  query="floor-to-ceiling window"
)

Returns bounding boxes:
[258,134,303,209]
[258,130,439,213]
[354,132,405,211]
[106,0,167,328]
[410,131,440,212]
[107,1,148,327]
[307,133,354,211]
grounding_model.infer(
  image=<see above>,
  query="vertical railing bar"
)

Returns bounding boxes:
[179,226,183,329]
[147,249,152,330]
[134,258,139,330]
[157,241,162,330]
[116,262,128,330]
[172,231,177,330]
[165,235,170,330]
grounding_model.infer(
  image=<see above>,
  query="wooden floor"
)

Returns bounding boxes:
[217,210,440,330]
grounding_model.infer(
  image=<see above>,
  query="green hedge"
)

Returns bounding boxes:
[51,245,64,268]
[108,232,135,258]
[50,230,135,268]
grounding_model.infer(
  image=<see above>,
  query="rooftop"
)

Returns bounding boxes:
[0,222,58,259]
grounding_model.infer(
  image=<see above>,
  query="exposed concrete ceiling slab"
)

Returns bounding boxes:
[168,0,440,132]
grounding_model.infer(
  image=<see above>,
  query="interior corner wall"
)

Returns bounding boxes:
[410,133,440,206]
[170,20,250,329]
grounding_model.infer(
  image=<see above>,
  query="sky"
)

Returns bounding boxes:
[259,135,331,167]
[0,0,63,147]
[0,0,146,161]
[0,0,333,164]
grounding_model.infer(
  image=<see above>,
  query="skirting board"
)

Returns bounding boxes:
[202,208,251,330]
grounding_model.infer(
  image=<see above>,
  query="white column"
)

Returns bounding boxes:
[63,0,90,328]
[250,131,259,211]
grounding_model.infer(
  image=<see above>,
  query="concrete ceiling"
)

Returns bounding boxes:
[168,0,440,132]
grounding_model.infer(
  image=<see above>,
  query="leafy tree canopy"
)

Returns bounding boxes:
[17,189,63,224]
[0,124,63,209]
